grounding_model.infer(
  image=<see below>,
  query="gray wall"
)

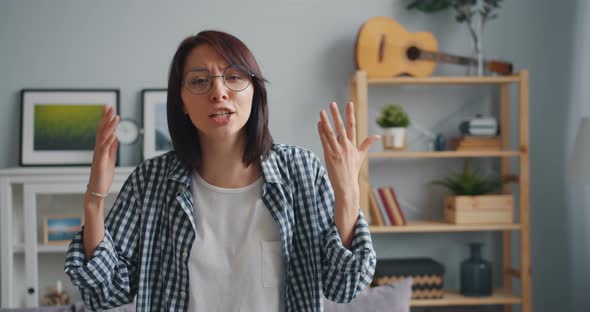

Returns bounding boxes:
[568,0,590,310]
[0,0,585,311]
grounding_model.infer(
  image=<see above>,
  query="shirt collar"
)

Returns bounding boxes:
[167,152,191,187]
[260,147,283,185]
[166,146,283,186]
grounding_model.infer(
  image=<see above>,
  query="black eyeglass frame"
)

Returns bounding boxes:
[182,64,255,95]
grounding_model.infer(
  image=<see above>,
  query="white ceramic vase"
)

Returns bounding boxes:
[382,127,407,150]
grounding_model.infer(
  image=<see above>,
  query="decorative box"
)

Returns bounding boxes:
[372,257,445,299]
[444,195,514,224]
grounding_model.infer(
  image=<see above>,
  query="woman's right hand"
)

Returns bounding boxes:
[87,105,120,202]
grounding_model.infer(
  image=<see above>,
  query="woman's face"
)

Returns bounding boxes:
[181,44,254,143]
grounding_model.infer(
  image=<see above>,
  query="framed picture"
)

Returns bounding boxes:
[43,215,83,245]
[142,89,172,160]
[20,89,119,166]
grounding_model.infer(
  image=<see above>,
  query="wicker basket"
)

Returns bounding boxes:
[372,257,445,299]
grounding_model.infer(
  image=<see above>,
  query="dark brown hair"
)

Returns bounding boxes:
[167,30,273,172]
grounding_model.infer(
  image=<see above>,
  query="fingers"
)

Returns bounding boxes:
[329,102,347,144]
[319,110,339,154]
[346,102,357,147]
[101,115,120,145]
[317,120,333,157]
[359,135,381,156]
[108,135,119,160]
[97,105,115,131]
[97,106,119,146]
[98,132,115,152]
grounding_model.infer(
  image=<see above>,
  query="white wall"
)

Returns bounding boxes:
[0,0,584,311]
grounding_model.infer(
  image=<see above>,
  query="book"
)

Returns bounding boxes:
[452,136,501,150]
[373,187,391,226]
[368,186,385,226]
[383,187,404,225]
[377,188,396,225]
[389,187,407,225]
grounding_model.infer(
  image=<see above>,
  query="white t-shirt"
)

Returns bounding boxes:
[187,170,285,312]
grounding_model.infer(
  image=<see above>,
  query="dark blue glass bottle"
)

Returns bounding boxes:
[460,242,492,296]
[434,133,446,151]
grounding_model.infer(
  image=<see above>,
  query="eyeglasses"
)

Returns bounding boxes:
[182,64,254,95]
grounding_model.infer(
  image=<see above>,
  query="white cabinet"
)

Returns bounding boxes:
[0,167,134,308]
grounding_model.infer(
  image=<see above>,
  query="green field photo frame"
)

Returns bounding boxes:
[20,89,120,166]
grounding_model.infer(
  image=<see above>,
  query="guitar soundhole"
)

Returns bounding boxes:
[406,46,420,60]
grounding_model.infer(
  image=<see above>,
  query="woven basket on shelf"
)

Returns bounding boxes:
[371,257,445,299]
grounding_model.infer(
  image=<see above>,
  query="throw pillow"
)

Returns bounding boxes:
[322,277,413,312]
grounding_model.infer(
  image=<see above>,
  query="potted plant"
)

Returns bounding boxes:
[432,160,513,224]
[376,104,410,150]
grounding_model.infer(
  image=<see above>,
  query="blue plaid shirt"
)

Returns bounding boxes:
[64,144,376,311]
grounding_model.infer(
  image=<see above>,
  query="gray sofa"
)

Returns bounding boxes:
[0,302,134,312]
[1,279,411,312]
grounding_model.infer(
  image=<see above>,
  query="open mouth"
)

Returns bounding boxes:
[209,111,235,124]
[209,111,234,118]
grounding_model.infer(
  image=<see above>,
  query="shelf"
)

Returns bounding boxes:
[13,244,68,253]
[370,221,521,233]
[367,75,520,85]
[411,289,522,307]
[38,244,68,253]
[0,166,135,176]
[369,150,521,159]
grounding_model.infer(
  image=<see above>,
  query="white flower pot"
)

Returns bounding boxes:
[382,127,407,150]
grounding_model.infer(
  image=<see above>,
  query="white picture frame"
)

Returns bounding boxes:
[20,89,119,166]
[142,89,172,160]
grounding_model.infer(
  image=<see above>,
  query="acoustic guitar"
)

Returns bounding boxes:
[355,16,513,78]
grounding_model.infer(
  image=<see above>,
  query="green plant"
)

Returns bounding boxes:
[406,0,502,25]
[431,160,500,195]
[406,0,503,75]
[376,104,410,128]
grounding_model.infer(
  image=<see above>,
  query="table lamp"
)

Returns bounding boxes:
[570,117,590,185]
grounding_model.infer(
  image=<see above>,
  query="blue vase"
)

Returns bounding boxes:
[460,243,492,296]
[434,133,446,151]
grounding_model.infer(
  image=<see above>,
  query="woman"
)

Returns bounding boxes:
[65,30,379,312]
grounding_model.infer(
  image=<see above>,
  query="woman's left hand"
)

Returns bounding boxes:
[317,102,380,245]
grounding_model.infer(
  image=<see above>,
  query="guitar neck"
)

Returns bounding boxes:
[419,50,476,65]
[412,48,513,75]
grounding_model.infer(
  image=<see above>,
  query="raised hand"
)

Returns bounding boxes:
[83,105,119,259]
[317,101,379,200]
[317,102,380,246]
[87,105,120,201]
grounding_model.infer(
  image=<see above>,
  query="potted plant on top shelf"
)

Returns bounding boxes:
[376,104,410,151]
[432,160,514,224]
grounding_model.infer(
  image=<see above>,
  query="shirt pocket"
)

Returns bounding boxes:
[261,241,285,288]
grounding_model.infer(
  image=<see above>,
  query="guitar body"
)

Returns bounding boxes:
[355,16,438,78]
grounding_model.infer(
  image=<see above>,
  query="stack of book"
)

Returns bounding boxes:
[452,136,501,151]
[368,185,407,226]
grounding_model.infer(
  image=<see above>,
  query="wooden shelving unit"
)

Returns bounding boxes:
[369,150,521,159]
[350,70,532,311]
[411,289,522,307]
[368,75,520,85]
[369,221,521,233]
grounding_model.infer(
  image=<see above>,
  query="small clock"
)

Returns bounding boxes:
[114,119,141,144]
